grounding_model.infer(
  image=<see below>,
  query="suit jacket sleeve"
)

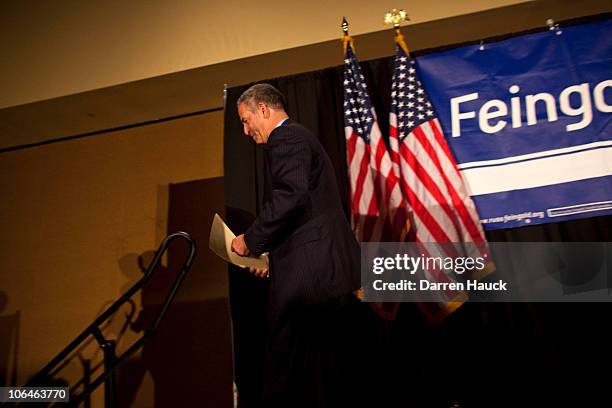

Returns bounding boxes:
[244,127,311,256]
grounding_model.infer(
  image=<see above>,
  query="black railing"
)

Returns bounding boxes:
[22,231,197,407]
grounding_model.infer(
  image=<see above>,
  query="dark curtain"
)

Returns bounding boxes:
[224,55,612,407]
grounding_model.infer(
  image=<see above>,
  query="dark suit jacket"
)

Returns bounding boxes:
[244,119,360,318]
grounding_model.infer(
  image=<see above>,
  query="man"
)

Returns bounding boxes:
[231,83,362,407]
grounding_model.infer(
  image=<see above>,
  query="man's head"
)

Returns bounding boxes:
[237,83,288,144]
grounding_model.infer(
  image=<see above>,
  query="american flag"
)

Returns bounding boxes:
[389,34,492,319]
[343,35,408,244]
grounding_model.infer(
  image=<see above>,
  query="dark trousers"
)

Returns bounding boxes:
[262,293,372,408]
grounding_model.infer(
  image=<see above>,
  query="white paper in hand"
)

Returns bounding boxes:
[209,213,269,269]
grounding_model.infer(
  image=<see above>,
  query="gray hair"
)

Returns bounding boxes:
[237,83,287,111]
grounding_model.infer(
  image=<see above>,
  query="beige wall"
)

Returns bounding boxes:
[0,0,532,109]
[0,110,223,405]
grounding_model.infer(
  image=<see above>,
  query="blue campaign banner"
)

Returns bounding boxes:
[416,19,612,230]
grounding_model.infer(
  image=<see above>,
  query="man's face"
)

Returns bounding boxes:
[238,102,267,144]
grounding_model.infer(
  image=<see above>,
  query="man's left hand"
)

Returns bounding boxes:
[231,234,250,256]
[247,267,269,278]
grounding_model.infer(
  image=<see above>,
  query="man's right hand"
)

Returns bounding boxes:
[247,267,269,279]
[231,234,250,256]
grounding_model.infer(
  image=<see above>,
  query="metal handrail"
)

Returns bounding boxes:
[24,231,197,407]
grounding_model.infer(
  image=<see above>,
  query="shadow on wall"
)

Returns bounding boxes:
[24,254,140,405]
[116,247,233,408]
[115,249,166,407]
[0,291,19,387]
[27,295,136,404]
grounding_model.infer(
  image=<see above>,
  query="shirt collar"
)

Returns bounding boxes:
[274,117,289,129]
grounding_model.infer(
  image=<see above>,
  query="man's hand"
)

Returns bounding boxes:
[231,235,268,278]
[247,267,269,279]
[231,234,250,256]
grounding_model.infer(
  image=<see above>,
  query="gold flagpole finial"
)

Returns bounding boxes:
[384,9,409,29]
[341,17,349,34]
[341,17,353,52]
[385,9,410,54]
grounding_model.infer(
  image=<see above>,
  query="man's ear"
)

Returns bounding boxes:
[258,103,270,119]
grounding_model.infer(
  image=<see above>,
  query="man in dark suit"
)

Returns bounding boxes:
[231,83,362,407]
